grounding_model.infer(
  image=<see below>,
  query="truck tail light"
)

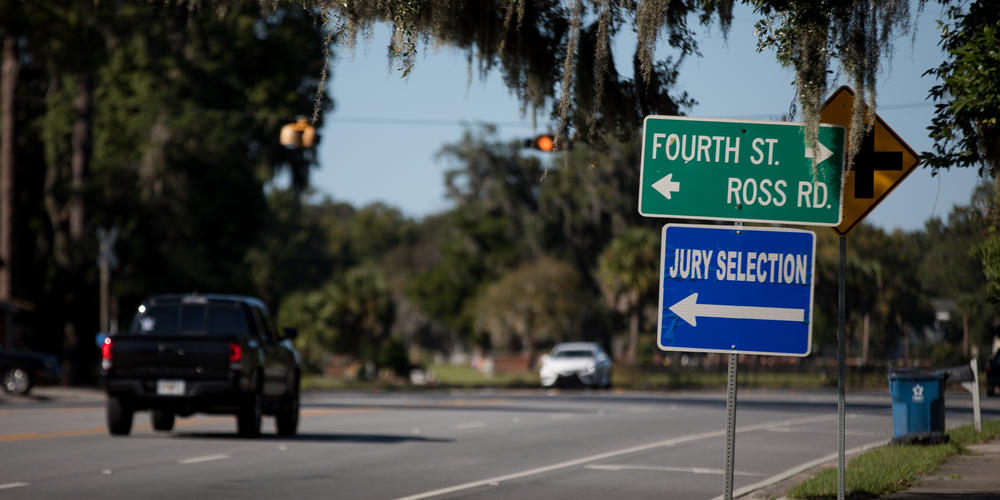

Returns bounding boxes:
[228,342,242,363]
[101,337,113,370]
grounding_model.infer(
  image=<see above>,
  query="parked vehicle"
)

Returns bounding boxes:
[986,350,1000,396]
[539,342,612,388]
[0,347,61,395]
[100,294,300,437]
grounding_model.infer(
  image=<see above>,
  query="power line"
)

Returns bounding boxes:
[717,101,933,121]
[324,116,537,128]
[326,102,935,128]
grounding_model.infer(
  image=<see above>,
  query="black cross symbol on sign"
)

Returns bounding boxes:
[850,129,902,199]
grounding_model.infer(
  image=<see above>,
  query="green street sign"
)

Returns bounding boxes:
[639,116,845,226]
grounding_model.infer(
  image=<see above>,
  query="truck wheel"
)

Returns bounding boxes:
[107,396,134,436]
[275,387,300,436]
[151,410,175,431]
[2,367,32,395]
[237,390,262,437]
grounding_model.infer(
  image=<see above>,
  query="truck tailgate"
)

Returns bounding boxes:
[110,335,233,380]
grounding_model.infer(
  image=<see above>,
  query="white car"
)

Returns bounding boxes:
[539,342,612,388]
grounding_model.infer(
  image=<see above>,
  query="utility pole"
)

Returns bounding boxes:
[1,36,20,302]
[97,227,118,332]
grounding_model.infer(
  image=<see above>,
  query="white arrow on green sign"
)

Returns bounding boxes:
[639,116,846,226]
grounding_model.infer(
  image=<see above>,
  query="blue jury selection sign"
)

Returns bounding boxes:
[657,224,816,356]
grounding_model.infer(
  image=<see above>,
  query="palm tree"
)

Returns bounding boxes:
[597,228,659,363]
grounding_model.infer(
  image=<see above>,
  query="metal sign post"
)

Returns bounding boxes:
[724,352,738,500]
[722,222,744,500]
[837,236,846,500]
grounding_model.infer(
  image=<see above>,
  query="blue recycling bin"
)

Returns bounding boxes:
[888,370,947,444]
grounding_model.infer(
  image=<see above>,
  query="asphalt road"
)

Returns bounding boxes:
[1,387,996,499]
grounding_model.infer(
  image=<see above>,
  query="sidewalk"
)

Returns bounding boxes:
[0,385,105,405]
[740,434,1000,500]
[885,437,1000,499]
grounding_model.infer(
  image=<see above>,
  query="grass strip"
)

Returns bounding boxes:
[426,363,539,387]
[787,419,1000,499]
[612,367,890,391]
[303,366,893,391]
[302,364,540,391]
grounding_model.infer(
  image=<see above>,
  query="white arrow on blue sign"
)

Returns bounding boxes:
[657,224,815,357]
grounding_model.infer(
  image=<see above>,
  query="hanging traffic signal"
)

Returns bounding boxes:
[280,117,318,148]
[524,134,556,152]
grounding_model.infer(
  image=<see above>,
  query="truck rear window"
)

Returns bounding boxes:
[130,302,251,336]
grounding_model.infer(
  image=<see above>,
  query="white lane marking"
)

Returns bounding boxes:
[766,426,885,437]
[178,454,230,464]
[455,422,485,430]
[548,414,573,420]
[0,483,28,490]
[708,439,889,500]
[586,464,763,477]
[396,414,837,500]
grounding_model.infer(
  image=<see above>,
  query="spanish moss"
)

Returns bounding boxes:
[556,0,583,151]
[755,0,910,166]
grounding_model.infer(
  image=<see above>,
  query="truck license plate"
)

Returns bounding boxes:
[156,379,185,396]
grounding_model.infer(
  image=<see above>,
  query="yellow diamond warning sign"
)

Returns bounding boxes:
[821,86,920,236]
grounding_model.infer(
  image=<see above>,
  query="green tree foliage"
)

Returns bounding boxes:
[440,126,545,262]
[246,191,355,305]
[470,256,592,353]
[804,182,999,363]
[596,227,659,363]
[2,1,331,380]
[277,288,339,371]
[924,0,1000,176]
[348,203,417,262]
[535,134,649,271]
[967,184,1000,307]
[919,183,999,356]
[409,129,651,352]
[279,265,395,372]
[376,336,411,377]
[847,226,930,361]
[89,3,332,301]
[922,2,1000,301]
[405,128,543,341]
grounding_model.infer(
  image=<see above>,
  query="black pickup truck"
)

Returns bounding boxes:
[100,294,300,437]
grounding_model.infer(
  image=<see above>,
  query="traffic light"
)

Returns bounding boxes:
[280,117,318,148]
[524,134,556,152]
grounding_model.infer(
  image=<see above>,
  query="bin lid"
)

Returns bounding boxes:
[888,368,949,381]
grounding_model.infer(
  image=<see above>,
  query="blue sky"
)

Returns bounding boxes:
[312,2,983,233]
